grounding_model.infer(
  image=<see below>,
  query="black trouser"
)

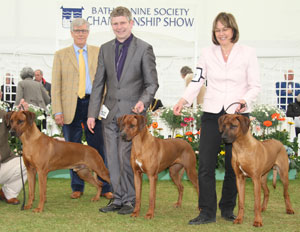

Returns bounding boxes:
[198,109,248,218]
[296,127,300,138]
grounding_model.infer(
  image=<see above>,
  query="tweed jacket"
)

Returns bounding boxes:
[51,45,100,124]
[183,44,261,114]
[0,110,15,164]
[88,35,159,124]
[15,78,50,110]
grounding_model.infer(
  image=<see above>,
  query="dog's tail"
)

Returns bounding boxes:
[272,166,278,189]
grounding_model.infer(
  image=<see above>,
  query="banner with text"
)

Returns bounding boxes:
[56,0,199,56]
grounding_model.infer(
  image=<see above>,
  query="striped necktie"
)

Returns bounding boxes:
[78,49,86,99]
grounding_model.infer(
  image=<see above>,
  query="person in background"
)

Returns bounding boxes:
[14,67,50,131]
[87,6,159,215]
[286,93,300,137]
[34,69,51,98]
[173,12,260,225]
[0,73,17,109]
[180,66,206,105]
[14,67,50,111]
[275,70,300,111]
[0,109,27,205]
[51,18,112,200]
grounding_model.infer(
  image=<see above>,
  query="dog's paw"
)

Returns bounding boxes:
[253,220,263,227]
[145,212,154,219]
[173,202,182,208]
[90,196,100,202]
[24,205,32,210]
[131,212,139,218]
[33,208,43,213]
[233,218,243,224]
[286,209,295,214]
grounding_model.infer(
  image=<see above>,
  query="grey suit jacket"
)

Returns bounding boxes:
[88,35,159,123]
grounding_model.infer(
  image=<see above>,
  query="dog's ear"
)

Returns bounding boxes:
[117,115,126,129]
[5,111,13,127]
[135,115,146,131]
[237,115,250,134]
[218,115,227,132]
[23,111,36,125]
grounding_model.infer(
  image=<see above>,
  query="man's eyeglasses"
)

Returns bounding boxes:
[73,29,89,34]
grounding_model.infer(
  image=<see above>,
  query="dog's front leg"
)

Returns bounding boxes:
[131,170,143,218]
[24,166,36,210]
[252,177,263,227]
[34,171,48,213]
[145,174,158,219]
[234,173,246,225]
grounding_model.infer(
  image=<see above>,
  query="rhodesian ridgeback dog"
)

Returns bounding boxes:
[6,111,110,212]
[118,114,199,219]
[218,114,294,227]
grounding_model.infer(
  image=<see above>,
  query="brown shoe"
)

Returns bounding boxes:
[6,198,20,205]
[0,189,20,205]
[101,192,113,199]
[70,191,83,199]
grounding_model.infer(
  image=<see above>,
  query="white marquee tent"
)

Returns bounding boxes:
[1,0,300,107]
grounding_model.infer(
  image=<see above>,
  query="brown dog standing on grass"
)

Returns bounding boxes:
[218,114,294,227]
[118,114,199,219]
[6,111,110,212]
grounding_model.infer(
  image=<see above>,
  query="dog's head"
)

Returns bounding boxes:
[117,114,147,141]
[5,111,36,137]
[218,114,250,143]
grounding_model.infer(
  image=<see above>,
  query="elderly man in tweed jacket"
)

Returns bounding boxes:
[51,18,112,200]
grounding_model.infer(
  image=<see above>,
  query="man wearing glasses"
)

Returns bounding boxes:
[51,18,112,200]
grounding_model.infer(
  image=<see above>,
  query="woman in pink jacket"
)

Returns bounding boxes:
[173,12,261,225]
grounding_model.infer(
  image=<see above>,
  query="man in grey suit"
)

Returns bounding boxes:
[87,6,159,215]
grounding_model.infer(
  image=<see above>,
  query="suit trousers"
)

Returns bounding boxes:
[62,97,111,194]
[102,116,135,206]
[0,157,27,199]
[198,109,237,218]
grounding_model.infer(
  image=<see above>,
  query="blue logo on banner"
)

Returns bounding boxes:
[61,6,84,28]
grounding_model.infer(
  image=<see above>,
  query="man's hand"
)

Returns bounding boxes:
[132,101,144,114]
[55,114,64,126]
[87,117,96,134]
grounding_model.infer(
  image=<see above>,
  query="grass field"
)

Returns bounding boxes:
[0,176,299,232]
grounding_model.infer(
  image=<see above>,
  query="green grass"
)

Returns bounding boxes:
[0,177,300,232]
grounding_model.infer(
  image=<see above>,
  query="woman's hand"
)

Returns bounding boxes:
[236,100,247,113]
[173,98,188,115]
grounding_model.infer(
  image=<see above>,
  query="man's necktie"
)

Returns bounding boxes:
[116,44,124,81]
[78,49,86,99]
